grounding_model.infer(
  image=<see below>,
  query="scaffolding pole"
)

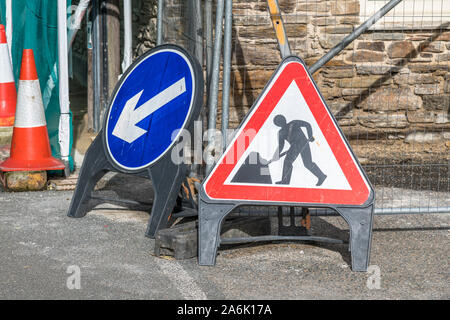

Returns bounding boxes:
[122,0,133,72]
[57,0,71,170]
[157,0,164,45]
[205,0,213,85]
[221,0,233,149]
[309,0,403,74]
[206,0,225,174]
[92,0,102,132]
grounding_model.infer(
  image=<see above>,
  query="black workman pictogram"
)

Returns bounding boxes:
[271,115,327,186]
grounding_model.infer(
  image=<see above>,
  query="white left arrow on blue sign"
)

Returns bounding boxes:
[112,77,187,143]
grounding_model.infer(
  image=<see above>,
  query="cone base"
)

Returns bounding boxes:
[3,126,65,172]
[0,156,65,172]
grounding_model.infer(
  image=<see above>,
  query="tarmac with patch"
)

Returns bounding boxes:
[0,173,448,299]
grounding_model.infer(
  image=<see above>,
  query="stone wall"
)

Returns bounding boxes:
[128,0,450,162]
[133,0,158,57]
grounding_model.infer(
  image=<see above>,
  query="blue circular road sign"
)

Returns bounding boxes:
[105,46,197,171]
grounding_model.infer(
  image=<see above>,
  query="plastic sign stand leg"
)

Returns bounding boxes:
[68,132,187,238]
[145,149,187,237]
[335,205,374,272]
[67,134,114,217]
[198,199,235,266]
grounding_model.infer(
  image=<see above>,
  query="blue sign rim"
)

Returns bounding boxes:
[104,46,196,172]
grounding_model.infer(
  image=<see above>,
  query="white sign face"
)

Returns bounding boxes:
[225,80,351,190]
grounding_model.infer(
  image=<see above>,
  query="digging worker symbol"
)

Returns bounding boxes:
[271,115,327,186]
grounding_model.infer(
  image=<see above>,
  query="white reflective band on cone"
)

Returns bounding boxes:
[14,80,47,128]
[0,43,14,83]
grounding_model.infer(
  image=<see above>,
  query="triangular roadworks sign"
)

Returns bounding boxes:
[204,57,372,206]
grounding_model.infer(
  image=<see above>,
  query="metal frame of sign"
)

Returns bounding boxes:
[68,44,204,238]
[198,56,375,271]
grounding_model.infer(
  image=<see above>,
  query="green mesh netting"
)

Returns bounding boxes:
[0,0,74,171]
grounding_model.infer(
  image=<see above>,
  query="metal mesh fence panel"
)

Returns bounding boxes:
[160,0,450,213]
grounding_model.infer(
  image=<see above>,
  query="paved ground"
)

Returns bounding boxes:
[0,173,448,300]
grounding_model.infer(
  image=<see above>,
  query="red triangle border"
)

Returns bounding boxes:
[204,60,371,206]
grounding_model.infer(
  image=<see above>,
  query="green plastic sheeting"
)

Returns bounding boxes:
[0,0,73,170]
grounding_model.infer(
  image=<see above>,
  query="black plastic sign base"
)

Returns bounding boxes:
[67,133,188,237]
[68,44,204,238]
[197,56,375,272]
[198,199,374,272]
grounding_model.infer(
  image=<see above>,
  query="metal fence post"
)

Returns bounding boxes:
[206,0,225,174]
[157,0,164,45]
[205,0,213,87]
[122,0,133,72]
[192,0,203,65]
[221,0,233,149]
[92,0,102,132]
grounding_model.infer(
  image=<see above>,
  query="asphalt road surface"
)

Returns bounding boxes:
[0,186,448,299]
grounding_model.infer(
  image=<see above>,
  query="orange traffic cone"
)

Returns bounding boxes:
[0,24,16,127]
[0,49,65,172]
